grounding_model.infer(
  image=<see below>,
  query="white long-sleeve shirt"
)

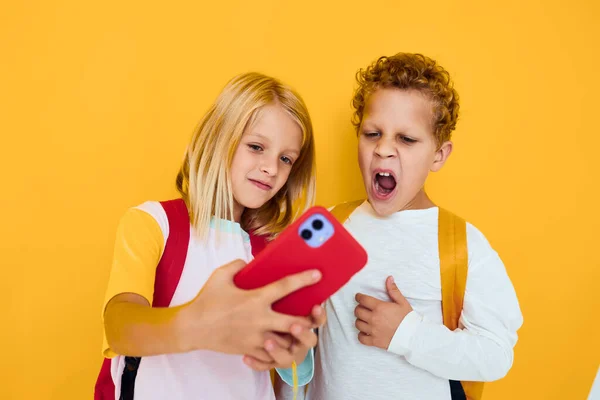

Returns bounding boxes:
[278,201,523,400]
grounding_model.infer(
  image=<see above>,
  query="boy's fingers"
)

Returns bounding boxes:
[355,319,371,335]
[354,305,372,323]
[358,332,373,347]
[386,276,406,304]
[262,270,322,303]
[355,293,379,310]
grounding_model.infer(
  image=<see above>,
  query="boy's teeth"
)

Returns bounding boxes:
[377,172,390,177]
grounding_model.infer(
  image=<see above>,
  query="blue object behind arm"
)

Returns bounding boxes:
[275,348,314,386]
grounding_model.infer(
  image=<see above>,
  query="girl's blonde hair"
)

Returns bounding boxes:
[176,72,316,239]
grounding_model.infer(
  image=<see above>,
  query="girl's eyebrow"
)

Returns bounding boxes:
[247,132,270,142]
[247,132,300,157]
[284,148,300,157]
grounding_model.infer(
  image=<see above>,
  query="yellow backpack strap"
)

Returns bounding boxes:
[438,207,468,331]
[438,207,484,400]
[330,199,365,223]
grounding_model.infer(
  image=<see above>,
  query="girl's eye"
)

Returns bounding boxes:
[248,144,263,151]
[280,156,293,165]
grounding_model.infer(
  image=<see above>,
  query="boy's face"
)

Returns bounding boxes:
[357,88,452,217]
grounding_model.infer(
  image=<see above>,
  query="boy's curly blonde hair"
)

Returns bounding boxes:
[352,53,460,146]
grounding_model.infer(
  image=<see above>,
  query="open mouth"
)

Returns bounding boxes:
[372,170,397,199]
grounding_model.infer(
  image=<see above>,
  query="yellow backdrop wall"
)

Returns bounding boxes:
[2,1,598,399]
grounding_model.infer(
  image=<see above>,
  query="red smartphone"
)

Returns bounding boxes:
[234,206,368,316]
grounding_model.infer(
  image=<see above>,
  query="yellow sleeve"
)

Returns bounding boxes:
[101,207,165,358]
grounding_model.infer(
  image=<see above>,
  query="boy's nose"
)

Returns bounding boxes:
[375,142,396,158]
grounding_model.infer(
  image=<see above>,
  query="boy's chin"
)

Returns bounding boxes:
[367,195,401,217]
[368,188,433,216]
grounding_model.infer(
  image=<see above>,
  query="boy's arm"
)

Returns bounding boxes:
[356,250,523,382]
[390,249,521,381]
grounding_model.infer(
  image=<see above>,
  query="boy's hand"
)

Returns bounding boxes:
[354,276,413,350]
[242,304,326,371]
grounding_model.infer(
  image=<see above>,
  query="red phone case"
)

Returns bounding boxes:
[234,206,368,316]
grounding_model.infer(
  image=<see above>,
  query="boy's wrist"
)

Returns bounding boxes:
[387,310,422,356]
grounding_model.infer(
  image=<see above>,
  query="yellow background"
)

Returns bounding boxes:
[2,1,599,399]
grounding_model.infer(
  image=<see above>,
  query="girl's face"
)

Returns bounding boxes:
[230,103,303,221]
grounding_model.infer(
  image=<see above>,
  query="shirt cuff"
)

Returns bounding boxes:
[275,347,314,387]
[387,310,422,356]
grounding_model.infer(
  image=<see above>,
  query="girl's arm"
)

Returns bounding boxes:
[104,261,321,359]
[103,292,190,356]
[102,208,321,360]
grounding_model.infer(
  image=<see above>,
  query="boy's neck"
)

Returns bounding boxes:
[415,190,436,209]
[398,189,437,212]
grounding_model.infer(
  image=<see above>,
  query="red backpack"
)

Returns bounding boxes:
[94,198,268,399]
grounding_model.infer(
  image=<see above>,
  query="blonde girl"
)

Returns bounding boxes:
[100,72,325,400]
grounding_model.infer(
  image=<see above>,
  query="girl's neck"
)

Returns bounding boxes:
[232,201,244,223]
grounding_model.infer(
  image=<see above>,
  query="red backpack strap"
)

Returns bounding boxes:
[94,358,114,400]
[249,230,269,256]
[153,198,191,307]
[94,199,191,400]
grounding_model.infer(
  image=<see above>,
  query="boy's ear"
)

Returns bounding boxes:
[431,141,453,172]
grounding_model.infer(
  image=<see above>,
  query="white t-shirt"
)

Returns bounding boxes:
[280,200,523,400]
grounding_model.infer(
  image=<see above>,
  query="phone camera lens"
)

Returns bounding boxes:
[312,219,324,230]
[301,229,312,240]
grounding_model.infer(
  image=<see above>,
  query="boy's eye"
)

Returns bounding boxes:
[364,132,380,138]
[400,136,417,144]
[248,144,263,152]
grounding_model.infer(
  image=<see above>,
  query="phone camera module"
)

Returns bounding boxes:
[312,219,324,230]
[301,229,313,240]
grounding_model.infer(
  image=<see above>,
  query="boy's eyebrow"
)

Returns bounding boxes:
[361,120,419,135]
[360,120,380,130]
